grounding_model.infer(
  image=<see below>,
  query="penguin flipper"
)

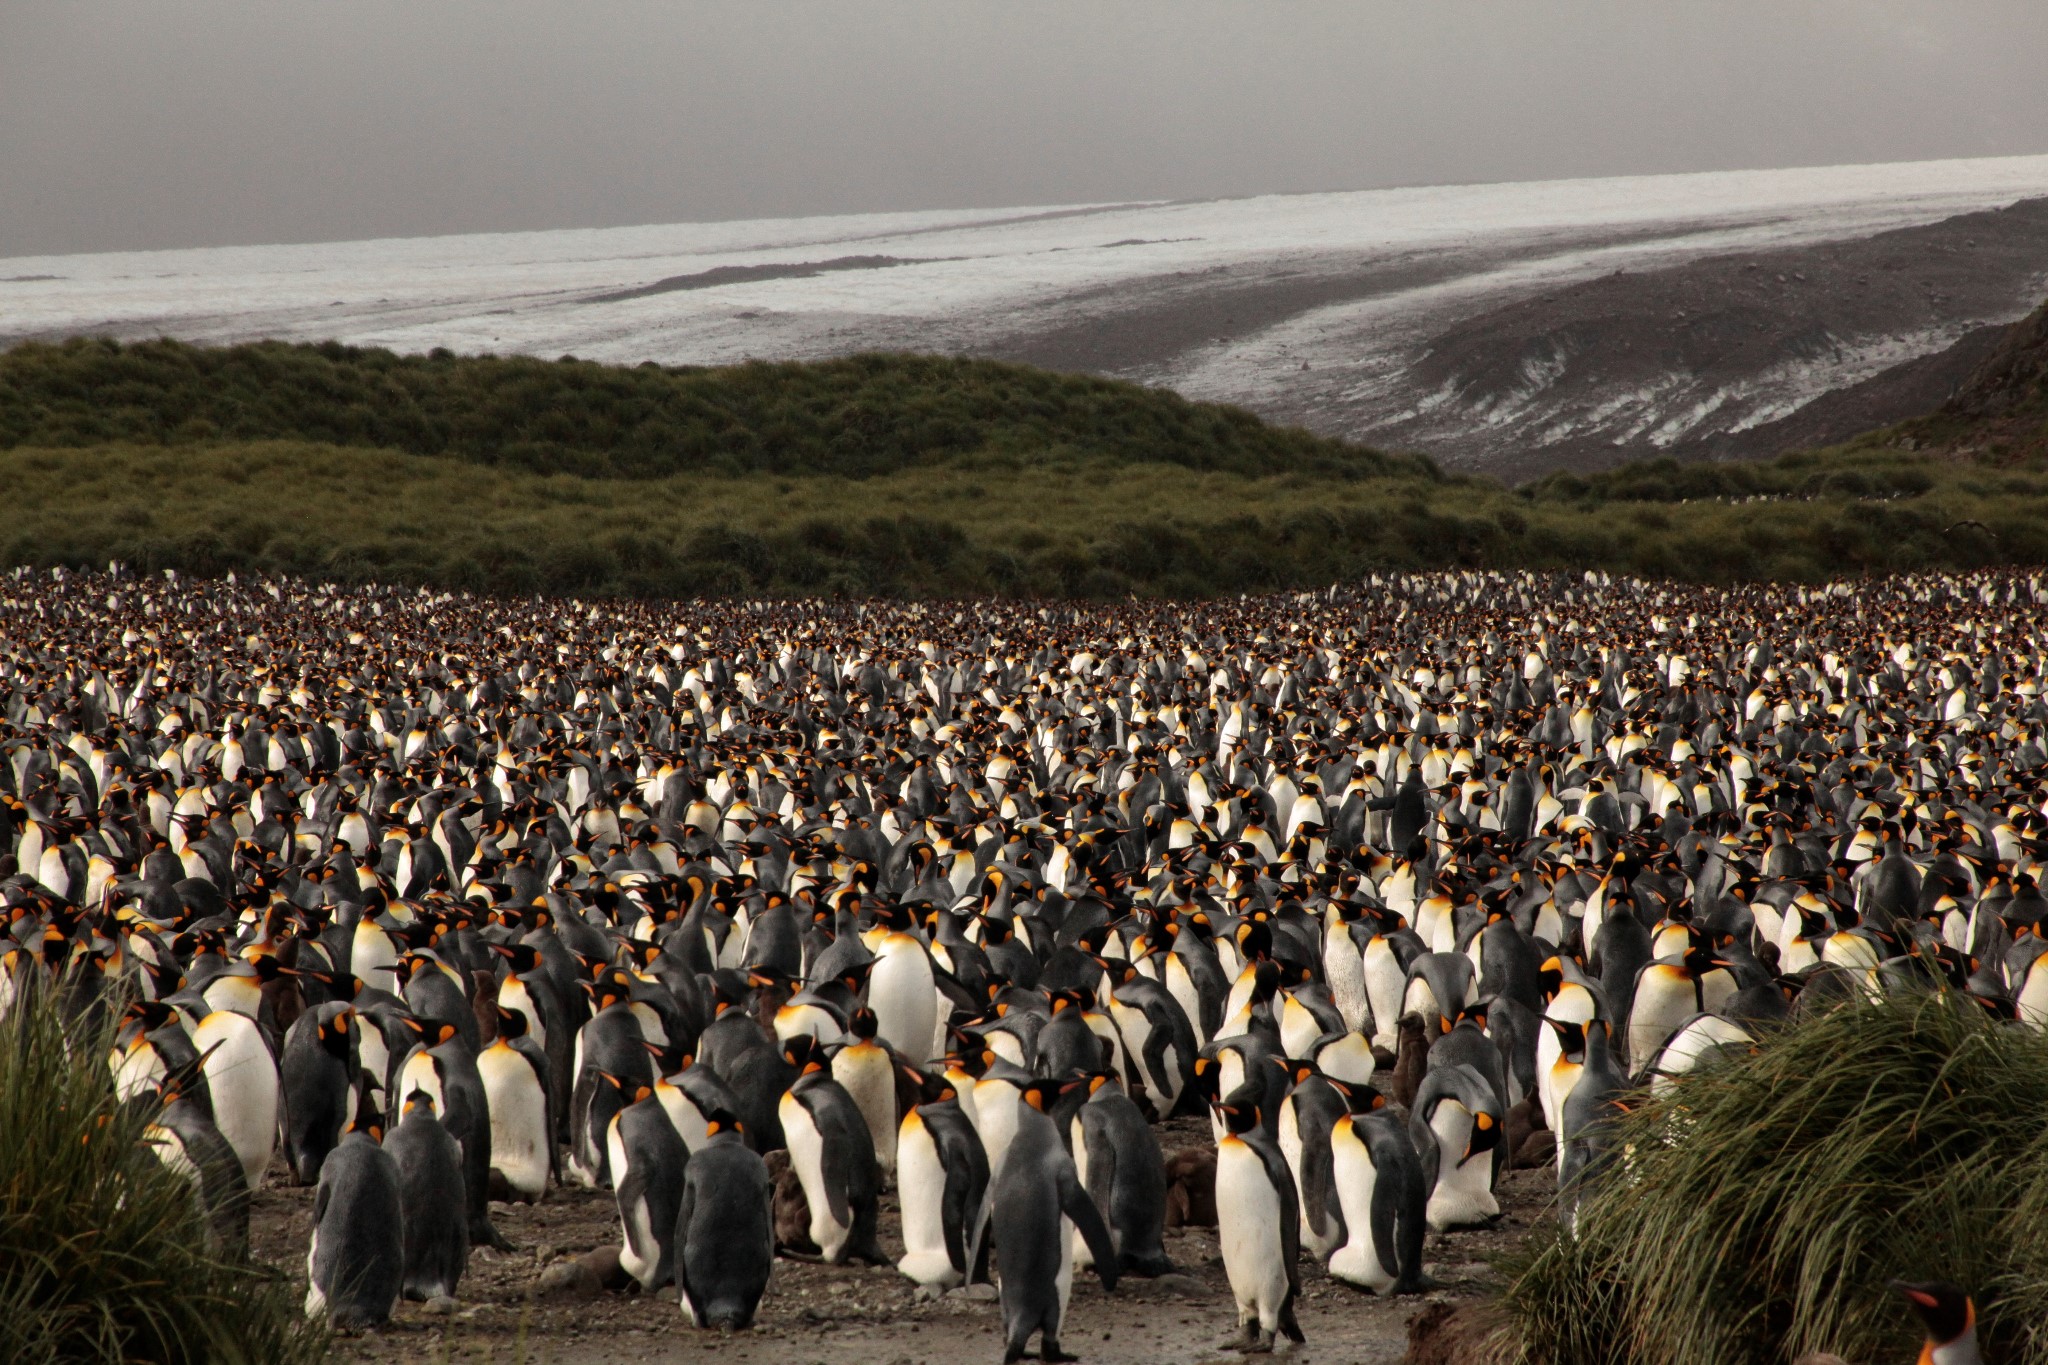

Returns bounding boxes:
[1058,1168,1120,1293]
[940,1148,973,1276]
[817,1120,855,1230]
[616,1165,655,1264]
[964,1189,994,1286]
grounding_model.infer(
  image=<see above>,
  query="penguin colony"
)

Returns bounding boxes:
[3,564,2043,1360]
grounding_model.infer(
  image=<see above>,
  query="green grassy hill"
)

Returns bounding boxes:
[2,335,2044,597]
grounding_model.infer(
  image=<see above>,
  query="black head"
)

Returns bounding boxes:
[701,1105,746,1140]
[1212,1093,1261,1136]
[781,1033,824,1073]
[1892,1281,1973,1346]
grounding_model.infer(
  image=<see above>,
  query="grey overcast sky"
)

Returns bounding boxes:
[4,1,2046,257]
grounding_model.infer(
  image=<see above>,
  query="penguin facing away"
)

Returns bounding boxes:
[677,1107,775,1331]
[990,1079,1121,1364]
[1212,1088,1306,1353]
[280,1002,358,1187]
[385,1088,469,1302]
[305,1090,404,1330]
[1070,1069,1174,1277]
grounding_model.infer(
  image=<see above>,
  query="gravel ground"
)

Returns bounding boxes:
[262,1118,1553,1365]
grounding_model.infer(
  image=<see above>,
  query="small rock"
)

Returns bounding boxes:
[956,1283,1000,1302]
[422,1296,459,1316]
[1151,1273,1208,1300]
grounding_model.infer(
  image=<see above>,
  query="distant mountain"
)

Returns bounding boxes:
[1312,197,2048,480]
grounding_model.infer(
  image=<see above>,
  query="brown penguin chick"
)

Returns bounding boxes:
[1392,1012,1431,1109]
[1503,1092,1550,1169]
[1162,1146,1218,1228]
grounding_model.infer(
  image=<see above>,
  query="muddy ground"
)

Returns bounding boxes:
[257,1117,1553,1365]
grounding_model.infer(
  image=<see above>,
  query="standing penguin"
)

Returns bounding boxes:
[194,1007,280,1192]
[1326,1105,1429,1295]
[1276,1061,1352,1265]
[397,1022,509,1249]
[305,1090,404,1330]
[384,1088,469,1303]
[896,1071,992,1296]
[830,1007,901,1178]
[610,1086,689,1291]
[568,980,655,1187]
[676,1108,775,1331]
[147,1075,252,1258]
[1557,1018,1630,1231]
[991,1080,1121,1364]
[1070,1070,1174,1277]
[776,1035,886,1264]
[867,907,940,1062]
[478,1004,553,1202]
[280,1002,357,1186]
[1212,1089,1306,1353]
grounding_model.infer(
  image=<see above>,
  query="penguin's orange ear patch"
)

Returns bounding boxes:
[1475,1112,1494,1130]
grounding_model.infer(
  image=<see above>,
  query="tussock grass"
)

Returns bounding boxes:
[1500,994,2048,1365]
[0,980,325,1365]
[0,337,1427,481]
[4,337,2047,596]
[5,437,2047,598]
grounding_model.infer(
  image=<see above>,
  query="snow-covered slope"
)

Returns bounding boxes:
[7,154,2048,475]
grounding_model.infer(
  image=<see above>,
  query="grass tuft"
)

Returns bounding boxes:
[1500,992,2048,1365]
[0,978,326,1365]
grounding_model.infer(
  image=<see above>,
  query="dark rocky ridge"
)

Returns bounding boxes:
[1339,198,2048,479]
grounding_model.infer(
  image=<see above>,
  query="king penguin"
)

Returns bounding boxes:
[830,1006,902,1178]
[279,1001,356,1186]
[1411,1063,1503,1231]
[777,1035,886,1264]
[895,1069,992,1296]
[194,1006,280,1192]
[1326,1102,1429,1295]
[478,1004,554,1202]
[147,1073,252,1258]
[991,1079,1121,1363]
[610,1082,689,1291]
[1893,1281,1983,1365]
[1070,1069,1174,1277]
[676,1106,775,1331]
[1212,1087,1306,1353]
[385,1088,469,1302]
[305,1089,404,1330]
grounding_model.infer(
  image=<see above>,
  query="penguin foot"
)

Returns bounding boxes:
[1038,1340,1078,1362]
[1218,1326,1261,1352]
